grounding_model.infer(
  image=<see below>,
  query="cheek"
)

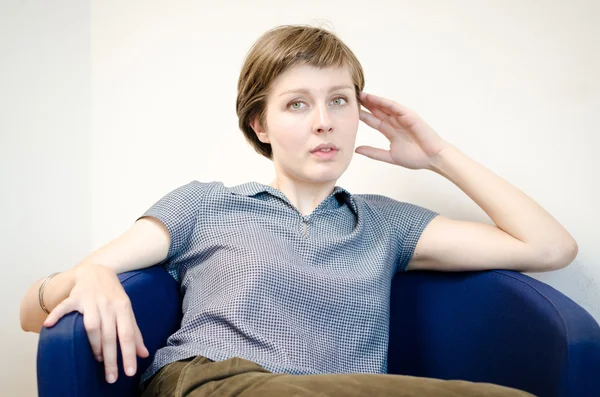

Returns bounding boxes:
[268,125,303,155]
[339,112,360,139]
[268,114,309,149]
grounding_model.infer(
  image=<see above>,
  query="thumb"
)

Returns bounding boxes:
[355,146,394,164]
[134,323,149,358]
[43,298,76,328]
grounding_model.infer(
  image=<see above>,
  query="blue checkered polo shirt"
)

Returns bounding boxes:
[138,180,438,387]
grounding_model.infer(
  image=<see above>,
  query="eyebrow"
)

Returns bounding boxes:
[278,85,354,97]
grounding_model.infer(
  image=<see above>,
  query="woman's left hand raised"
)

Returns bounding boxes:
[356,92,451,170]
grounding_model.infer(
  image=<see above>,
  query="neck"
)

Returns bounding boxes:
[269,177,337,217]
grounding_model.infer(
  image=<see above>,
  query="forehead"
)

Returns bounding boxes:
[270,64,354,94]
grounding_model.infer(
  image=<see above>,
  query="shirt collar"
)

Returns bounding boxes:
[230,181,358,215]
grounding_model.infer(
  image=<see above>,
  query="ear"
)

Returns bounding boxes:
[250,116,270,144]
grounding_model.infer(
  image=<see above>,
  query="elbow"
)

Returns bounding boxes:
[20,310,31,333]
[20,320,32,333]
[19,298,28,332]
[539,238,579,271]
[555,237,579,269]
[19,304,32,333]
[19,299,39,334]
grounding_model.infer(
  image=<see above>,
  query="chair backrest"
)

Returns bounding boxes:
[387,270,600,397]
[38,267,600,396]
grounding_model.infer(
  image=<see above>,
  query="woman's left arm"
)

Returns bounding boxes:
[357,92,578,272]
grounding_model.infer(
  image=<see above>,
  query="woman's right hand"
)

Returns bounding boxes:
[43,263,149,384]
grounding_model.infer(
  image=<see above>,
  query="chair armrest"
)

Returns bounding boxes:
[37,265,182,397]
[387,269,600,397]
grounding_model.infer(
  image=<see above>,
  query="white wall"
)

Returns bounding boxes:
[3,0,598,393]
[91,0,600,320]
[0,1,92,395]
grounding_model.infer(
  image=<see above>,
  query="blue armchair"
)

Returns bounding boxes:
[37,266,600,397]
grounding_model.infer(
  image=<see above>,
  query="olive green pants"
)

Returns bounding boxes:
[140,355,536,397]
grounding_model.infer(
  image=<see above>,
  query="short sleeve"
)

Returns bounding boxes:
[393,201,438,273]
[137,181,210,262]
[363,194,438,273]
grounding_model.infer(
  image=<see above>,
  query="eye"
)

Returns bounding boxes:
[288,101,306,110]
[331,97,348,106]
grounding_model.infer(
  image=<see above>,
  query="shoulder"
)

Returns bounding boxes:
[150,181,224,209]
[171,180,224,196]
[353,192,439,234]
[354,193,433,216]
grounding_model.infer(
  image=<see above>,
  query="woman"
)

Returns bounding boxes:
[21,25,576,396]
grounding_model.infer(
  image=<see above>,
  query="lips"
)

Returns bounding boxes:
[311,143,339,153]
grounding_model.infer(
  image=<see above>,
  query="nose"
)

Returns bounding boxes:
[313,104,333,134]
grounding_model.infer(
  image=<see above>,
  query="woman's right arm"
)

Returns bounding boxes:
[19,216,171,383]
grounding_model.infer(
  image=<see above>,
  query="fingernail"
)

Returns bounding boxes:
[126,367,135,376]
[107,374,116,384]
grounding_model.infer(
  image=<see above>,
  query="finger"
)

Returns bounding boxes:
[82,304,104,362]
[355,145,394,164]
[116,309,138,377]
[100,310,118,383]
[43,298,77,328]
[361,92,412,117]
[133,321,150,358]
[361,100,391,120]
[359,110,397,141]
[360,93,393,117]
[361,104,404,131]
[359,109,381,129]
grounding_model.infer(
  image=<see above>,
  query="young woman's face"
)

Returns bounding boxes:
[254,65,360,185]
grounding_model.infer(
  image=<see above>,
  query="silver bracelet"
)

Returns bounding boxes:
[38,272,61,315]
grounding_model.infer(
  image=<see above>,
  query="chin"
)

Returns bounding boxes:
[305,169,344,184]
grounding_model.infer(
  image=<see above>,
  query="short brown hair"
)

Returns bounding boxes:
[236,25,365,160]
